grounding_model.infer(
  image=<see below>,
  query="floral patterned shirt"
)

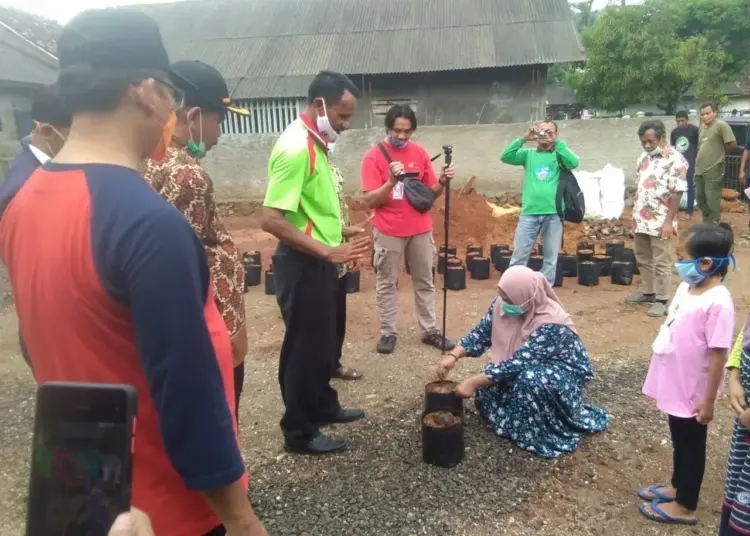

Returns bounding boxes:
[143,146,246,337]
[632,145,688,237]
[331,163,351,278]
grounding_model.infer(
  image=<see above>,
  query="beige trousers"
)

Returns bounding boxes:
[373,229,437,337]
[634,232,672,301]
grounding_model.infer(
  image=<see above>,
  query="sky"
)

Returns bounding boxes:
[1,0,640,24]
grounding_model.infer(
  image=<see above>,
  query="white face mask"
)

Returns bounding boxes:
[316,99,338,143]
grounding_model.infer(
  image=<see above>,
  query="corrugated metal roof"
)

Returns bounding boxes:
[136,0,582,99]
[0,6,60,57]
[0,23,57,86]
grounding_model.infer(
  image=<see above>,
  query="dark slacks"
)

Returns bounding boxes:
[204,525,226,536]
[273,243,341,446]
[669,415,708,511]
[334,275,347,372]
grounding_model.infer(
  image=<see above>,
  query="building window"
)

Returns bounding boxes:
[222,98,305,135]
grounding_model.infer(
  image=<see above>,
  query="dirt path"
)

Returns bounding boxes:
[0,215,747,535]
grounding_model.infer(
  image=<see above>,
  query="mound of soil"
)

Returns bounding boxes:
[425,380,458,394]
[423,411,461,428]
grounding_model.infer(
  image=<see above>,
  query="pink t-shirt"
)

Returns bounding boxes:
[643,282,735,418]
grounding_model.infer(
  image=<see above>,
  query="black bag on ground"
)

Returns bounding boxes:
[377,143,435,213]
[555,154,585,224]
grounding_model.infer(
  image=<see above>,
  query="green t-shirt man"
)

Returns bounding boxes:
[500,137,580,216]
[696,119,735,175]
[264,119,342,247]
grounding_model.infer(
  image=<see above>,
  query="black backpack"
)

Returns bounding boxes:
[555,155,585,223]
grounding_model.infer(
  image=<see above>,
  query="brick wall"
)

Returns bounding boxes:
[184,117,664,201]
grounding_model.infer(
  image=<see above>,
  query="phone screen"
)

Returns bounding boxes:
[26,383,135,536]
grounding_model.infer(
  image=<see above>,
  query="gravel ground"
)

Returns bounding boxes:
[0,215,747,535]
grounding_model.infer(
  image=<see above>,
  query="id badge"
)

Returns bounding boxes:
[393,181,405,200]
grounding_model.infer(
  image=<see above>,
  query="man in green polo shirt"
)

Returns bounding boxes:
[261,71,371,455]
[695,102,736,223]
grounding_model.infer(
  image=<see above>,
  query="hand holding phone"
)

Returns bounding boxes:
[26,382,137,536]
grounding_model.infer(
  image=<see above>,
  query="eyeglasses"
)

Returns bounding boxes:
[153,78,185,109]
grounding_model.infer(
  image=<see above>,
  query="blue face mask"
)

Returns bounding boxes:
[674,255,736,285]
[389,136,408,149]
[501,299,525,317]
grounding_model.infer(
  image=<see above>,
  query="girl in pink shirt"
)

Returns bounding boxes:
[639,222,736,526]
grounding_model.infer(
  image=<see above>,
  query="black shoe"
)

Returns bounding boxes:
[284,434,347,455]
[377,334,397,354]
[316,408,365,426]
[422,331,455,351]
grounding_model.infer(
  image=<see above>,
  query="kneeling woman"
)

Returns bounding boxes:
[436,266,609,458]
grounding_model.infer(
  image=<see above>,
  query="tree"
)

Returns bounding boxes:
[655,0,750,76]
[566,2,731,113]
[547,1,597,86]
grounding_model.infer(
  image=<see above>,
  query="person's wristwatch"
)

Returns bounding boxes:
[447,352,460,361]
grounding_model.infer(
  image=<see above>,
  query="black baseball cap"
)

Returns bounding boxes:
[56,8,192,94]
[169,60,249,116]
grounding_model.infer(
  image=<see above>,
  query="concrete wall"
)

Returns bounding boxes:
[204,117,658,202]
[0,89,35,178]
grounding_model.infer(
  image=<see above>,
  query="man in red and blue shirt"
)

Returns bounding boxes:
[0,8,266,536]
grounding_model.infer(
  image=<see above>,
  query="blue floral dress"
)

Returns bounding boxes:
[458,297,609,459]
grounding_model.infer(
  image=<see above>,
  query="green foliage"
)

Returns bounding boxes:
[566,0,749,113]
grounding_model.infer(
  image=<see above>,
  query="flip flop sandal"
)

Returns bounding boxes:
[637,484,675,503]
[638,500,698,525]
[333,367,363,381]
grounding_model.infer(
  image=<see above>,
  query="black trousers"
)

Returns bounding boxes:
[273,243,341,446]
[204,525,226,536]
[234,362,245,424]
[669,415,708,511]
[334,275,347,372]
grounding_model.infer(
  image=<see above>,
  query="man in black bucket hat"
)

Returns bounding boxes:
[0,8,267,536]
[144,60,252,425]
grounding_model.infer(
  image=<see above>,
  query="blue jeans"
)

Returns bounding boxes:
[685,166,695,216]
[509,215,563,284]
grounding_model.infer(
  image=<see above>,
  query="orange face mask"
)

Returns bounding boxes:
[149,110,177,162]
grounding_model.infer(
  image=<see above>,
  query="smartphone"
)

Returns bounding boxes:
[26,382,137,536]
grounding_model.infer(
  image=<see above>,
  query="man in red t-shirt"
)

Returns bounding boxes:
[361,105,455,354]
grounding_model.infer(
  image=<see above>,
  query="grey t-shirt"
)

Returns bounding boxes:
[696,119,735,174]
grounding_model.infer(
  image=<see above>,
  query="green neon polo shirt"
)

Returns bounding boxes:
[264,118,342,247]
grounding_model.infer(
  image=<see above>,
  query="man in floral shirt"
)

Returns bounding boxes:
[627,120,688,317]
[144,61,249,420]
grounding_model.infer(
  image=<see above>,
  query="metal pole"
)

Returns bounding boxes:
[441,145,453,353]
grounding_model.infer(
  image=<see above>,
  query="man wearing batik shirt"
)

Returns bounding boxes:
[144,60,249,420]
[627,120,688,317]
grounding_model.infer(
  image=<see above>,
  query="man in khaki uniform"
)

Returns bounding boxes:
[695,103,736,223]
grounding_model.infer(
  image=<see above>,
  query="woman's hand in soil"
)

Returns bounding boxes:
[436,354,457,380]
[455,378,477,399]
[696,400,715,425]
[456,374,491,399]
[728,369,747,416]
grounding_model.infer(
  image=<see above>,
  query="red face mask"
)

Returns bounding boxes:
[149,110,177,162]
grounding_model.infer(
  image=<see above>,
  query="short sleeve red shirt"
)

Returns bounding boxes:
[361,141,437,237]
